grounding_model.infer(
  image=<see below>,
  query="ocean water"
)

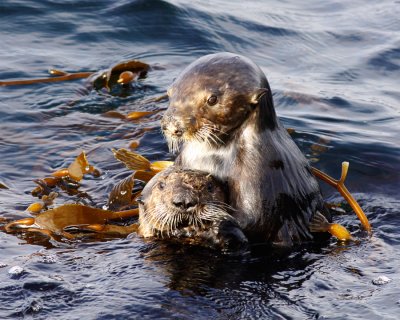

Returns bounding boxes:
[1,0,399,319]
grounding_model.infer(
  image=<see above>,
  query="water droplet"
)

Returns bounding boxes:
[41,255,57,264]
[102,205,109,210]
[120,190,127,195]
[372,275,391,285]
[30,300,42,312]
[8,265,24,275]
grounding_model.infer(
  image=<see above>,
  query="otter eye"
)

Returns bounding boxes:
[158,181,165,190]
[207,95,218,106]
[206,181,214,193]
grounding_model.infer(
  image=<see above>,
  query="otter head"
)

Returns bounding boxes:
[138,166,234,238]
[161,52,277,153]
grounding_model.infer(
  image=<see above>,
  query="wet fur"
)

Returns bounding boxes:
[138,167,245,244]
[163,52,330,246]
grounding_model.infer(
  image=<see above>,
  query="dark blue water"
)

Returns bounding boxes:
[1,0,399,319]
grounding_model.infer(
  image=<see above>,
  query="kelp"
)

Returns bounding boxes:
[92,60,149,91]
[5,151,146,240]
[107,173,137,211]
[310,212,353,241]
[4,145,370,244]
[50,151,99,182]
[311,162,371,232]
[102,110,157,121]
[27,192,58,213]
[112,148,173,174]
[5,204,138,240]
[0,60,149,93]
[28,151,99,210]
[0,70,93,86]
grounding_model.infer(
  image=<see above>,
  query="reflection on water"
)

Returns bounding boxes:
[1,0,400,318]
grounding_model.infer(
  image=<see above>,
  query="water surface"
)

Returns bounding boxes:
[1,0,399,319]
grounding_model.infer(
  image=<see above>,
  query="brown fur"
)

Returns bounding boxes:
[138,166,248,251]
[161,52,330,246]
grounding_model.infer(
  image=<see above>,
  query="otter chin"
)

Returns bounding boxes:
[138,166,248,251]
[161,52,330,246]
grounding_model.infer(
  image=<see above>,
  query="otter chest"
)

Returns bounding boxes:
[179,141,237,180]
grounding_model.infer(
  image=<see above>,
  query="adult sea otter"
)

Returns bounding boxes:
[161,52,331,246]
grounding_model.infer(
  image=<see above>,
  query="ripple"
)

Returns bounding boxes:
[1,0,400,319]
[368,45,400,72]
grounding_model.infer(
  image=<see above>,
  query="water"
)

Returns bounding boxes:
[1,0,399,318]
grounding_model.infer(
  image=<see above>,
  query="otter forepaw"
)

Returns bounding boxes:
[214,220,249,253]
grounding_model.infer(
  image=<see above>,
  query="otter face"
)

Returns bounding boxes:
[161,52,268,153]
[138,167,234,238]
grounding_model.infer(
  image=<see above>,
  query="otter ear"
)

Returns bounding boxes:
[250,88,268,104]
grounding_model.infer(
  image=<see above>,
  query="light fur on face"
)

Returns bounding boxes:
[140,200,235,238]
[163,118,226,155]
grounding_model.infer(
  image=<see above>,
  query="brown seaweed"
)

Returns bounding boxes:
[0,71,93,86]
[92,60,149,91]
[311,162,371,232]
[0,59,149,90]
[5,204,139,240]
[112,148,173,174]
[107,173,136,211]
[102,110,157,121]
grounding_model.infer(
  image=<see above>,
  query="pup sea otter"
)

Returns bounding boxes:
[161,52,330,246]
[138,166,248,251]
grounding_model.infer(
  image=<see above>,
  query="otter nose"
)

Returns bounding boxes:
[173,129,183,137]
[162,123,183,137]
[161,114,185,137]
[172,194,196,210]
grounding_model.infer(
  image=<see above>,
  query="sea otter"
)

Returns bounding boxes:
[138,166,248,251]
[161,52,330,246]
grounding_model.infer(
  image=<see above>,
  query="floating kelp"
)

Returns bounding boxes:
[30,151,99,201]
[102,110,157,121]
[6,152,149,241]
[311,162,371,232]
[64,222,138,236]
[0,70,93,86]
[5,204,139,240]
[50,151,99,182]
[27,192,58,213]
[107,173,138,211]
[112,148,173,173]
[126,111,157,120]
[91,60,149,91]
[0,59,149,95]
[310,212,353,241]
[27,202,44,213]
[113,148,151,171]
[129,140,140,150]
[134,170,155,183]
[310,137,330,154]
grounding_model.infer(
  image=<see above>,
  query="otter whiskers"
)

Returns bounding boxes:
[196,124,225,147]
[200,201,236,222]
[141,201,235,238]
